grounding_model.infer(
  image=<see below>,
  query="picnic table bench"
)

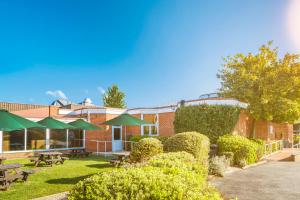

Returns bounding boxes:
[0,163,35,190]
[110,151,130,167]
[67,149,92,158]
[30,152,69,167]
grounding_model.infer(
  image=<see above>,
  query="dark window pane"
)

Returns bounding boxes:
[50,129,67,149]
[143,126,149,135]
[3,130,25,151]
[114,128,121,140]
[151,125,158,135]
[27,128,46,150]
[68,129,84,148]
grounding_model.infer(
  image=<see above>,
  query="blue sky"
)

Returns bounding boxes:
[0,0,298,107]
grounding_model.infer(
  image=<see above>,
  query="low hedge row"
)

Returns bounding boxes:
[217,135,264,166]
[68,152,221,200]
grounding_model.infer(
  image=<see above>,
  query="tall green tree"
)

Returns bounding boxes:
[218,42,300,135]
[103,84,126,108]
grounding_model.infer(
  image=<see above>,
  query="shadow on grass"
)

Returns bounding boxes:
[46,175,92,185]
[85,163,111,169]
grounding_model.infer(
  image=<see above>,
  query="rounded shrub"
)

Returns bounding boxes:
[130,138,163,162]
[217,134,263,166]
[164,132,210,165]
[68,166,221,200]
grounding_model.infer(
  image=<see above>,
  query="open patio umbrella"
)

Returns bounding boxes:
[37,117,75,129]
[103,113,150,142]
[69,119,103,130]
[0,109,45,131]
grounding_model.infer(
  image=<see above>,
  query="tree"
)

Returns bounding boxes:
[103,84,126,108]
[218,42,300,136]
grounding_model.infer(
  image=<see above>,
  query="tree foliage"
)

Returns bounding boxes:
[173,104,240,143]
[218,42,300,123]
[103,84,126,108]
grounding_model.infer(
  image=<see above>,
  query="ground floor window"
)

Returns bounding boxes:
[27,128,46,150]
[50,129,67,149]
[3,130,25,151]
[142,114,158,136]
[68,129,84,148]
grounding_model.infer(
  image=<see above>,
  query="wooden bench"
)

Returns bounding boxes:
[110,158,121,167]
[21,170,35,181]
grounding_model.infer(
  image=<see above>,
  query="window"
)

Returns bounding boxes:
[27,128,46,150]
[113,127,122,140]
[50,129,67,149]
[3,130,25,151]
[142,114,158,136]
[68,129,84,148]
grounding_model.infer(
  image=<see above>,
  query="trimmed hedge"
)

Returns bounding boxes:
[163,132,210,166]
[217,135,264,166]
[174,104,241,143]
[130,138,163,162]
[68,152,222,200]
[129,135,170,144]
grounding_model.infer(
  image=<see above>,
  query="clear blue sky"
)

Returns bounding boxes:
[0,0,298,107]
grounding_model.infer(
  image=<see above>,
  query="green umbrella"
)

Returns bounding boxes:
[38,117,75,129]
[69,119,103,130]
[103,113,150,144]
[0,109,45,131]
[103,114,149,126]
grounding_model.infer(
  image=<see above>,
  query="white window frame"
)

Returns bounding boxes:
[141,113,159,136]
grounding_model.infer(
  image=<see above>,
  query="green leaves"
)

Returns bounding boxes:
[102,84,126,108]
[174,104,240,144]
[218,42,300,123]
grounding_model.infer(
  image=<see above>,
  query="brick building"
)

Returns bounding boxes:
[0,97,294,158]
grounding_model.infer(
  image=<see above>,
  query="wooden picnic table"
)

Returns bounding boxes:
[0,163,34,190]
[67,149,92,158]
[30,152,69,167]
[110,151,130,166]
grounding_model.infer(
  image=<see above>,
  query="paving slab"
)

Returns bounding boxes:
[211,161,300,200]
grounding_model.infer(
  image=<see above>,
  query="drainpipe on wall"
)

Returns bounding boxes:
[66,129,69,148]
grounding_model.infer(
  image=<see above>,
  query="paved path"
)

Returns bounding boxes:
[32,192,68,200]
[212,161,300,200]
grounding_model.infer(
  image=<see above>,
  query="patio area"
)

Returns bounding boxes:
[0,155,112,200]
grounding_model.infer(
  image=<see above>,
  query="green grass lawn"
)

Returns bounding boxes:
[0,155,112,200]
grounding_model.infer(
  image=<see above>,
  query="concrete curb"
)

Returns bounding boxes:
[242,160,267,169]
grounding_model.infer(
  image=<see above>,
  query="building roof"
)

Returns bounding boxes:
[0,102,47,112]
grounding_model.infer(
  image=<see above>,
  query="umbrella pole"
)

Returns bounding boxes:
[124,126,127,151]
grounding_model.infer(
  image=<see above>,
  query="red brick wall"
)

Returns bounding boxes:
[126,114,141,138]
[159,112,175,136]
[234,110,253,138]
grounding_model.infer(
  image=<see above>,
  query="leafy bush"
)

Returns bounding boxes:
[219,151,234,166]
[164,132,210,166]
[217,135,263,166]
[209,156,227,177]
[174,104,241,143]
[130,138,163,162]
[68,160,222,200]
[129,135,170,144]
[148,152,207,177]
[250,139,265,160]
